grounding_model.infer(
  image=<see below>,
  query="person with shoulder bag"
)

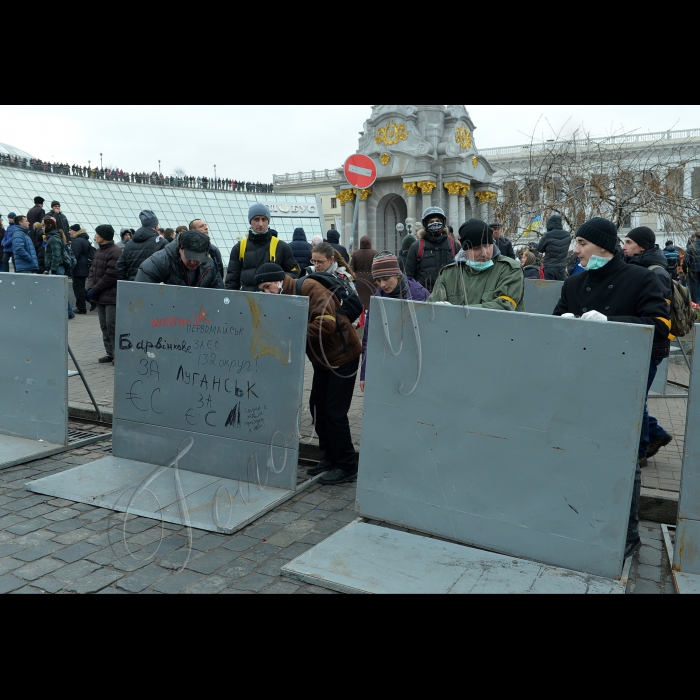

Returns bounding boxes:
[42,216,75,319]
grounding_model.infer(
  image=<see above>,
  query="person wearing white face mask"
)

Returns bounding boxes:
[553,217,672,560]
[428,219,525,311]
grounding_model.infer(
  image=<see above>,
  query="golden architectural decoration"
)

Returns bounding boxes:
[375,122,409,147]
[444,181,464,196]
[359,188,373,201]
[337,189,356,205]
[475,191,498,205]
[472,156,479,168]
[459,184,471,197]
[403,182,419,196]
[417,181,438,195]
[455,125,473,150]
[380,153,391,166]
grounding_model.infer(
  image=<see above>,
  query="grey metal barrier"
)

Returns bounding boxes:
[523,279,564,316]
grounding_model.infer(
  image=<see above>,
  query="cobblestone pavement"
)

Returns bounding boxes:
[0,434,676,594]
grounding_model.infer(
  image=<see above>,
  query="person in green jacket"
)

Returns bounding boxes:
[428,219,525,311]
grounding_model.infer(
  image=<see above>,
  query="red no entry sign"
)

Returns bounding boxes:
[344,154,377,190]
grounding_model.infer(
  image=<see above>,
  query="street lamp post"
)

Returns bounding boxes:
[214,165,217,189]
[158,160,161,174]
[100,153,103,169]
[88,160,91,178]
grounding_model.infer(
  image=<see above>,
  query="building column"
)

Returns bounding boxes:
[418,180,437,216]
[475,190,498,222]
[403,182,419,223]
[337,188,356,249]
[358,188,372,242]
[458,184,471,228]
[444,182,462,233]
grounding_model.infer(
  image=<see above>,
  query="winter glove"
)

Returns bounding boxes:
[87,289,95,301]
[560,313,576,319]
[581,310,607,322]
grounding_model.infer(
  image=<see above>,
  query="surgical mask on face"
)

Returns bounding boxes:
[427,221,444,235]
[585,255,612,271]
[277,281,283,291]
[464,259,494,273]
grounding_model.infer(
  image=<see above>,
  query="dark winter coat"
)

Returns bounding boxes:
[209,243,224,279]
[663,244,681,279]
[326,230,349,263]
[289,228,312,270]
[553,253,671,360]
[43,231,64,274]
[70,231,93,277]
[537,216,572,269]
[398,250,409,274]
[349,236,379,310]
[26,205,45,228]
[404,233,458,291]
[495,235,516,260]
[361,278,430,381]
[684,239,700,274]
[225,231,299,292]
[87,241,122,305]
[626,246,673,303]
[115,226,166,282]
[2,224,17,253]
[11,227,39,272]
[51,211,70,236]
[523,265,540,280]
[136,241,224,289]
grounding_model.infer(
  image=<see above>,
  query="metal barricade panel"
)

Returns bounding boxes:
[523,279,564,316]
[0,274,68,445]
[358,298,652,580]
[112,282,308,491]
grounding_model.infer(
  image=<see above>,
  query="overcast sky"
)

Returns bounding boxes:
[2,105,697,182]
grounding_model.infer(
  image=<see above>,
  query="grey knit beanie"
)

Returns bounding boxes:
[139,210,159,228]
[248,203,271,223]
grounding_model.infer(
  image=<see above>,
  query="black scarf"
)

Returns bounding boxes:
[386,276,409,299]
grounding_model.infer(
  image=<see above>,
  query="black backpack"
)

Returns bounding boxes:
[296,272,363,324]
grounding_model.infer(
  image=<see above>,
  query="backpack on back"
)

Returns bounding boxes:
[650,265,695,338]
[296,272,363,325]
[60,240,77,271]
[418,237,457,261]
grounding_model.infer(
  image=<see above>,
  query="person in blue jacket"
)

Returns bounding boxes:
[2,212,17,272]
[11,216,39,273]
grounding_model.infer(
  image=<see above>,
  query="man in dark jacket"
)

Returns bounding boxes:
[27,197,45,228]
[189,219,224,278]
[404,207,458,292]
[553,217,671,559]
[491,222,516,260]
[225,204,299,292]
[537,215,571,281]
[289,227,312,270]
[2,213,17,272]
[622,226,674,466]
[136,230,224,289]
[663,240,681,280]
[48,201,70,234]
[325,229,349,263]
[87,225,122,364]
[70,224,94,314]
[10,216,39,273]
[115,210,166,282]
[684,233,700,303]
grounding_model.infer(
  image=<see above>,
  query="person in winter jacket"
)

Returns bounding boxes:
[663,240,681,280]
[70,224,94,314]
[307,242,355,287]
[429,220,525,311]
[117,229,134,250]
[136,230,224,289]
[42,217,75,318]
[537,215,572,281]
[115,210,166,282]
[405,207,459,292]
[48,201,70,235]
[622,226,674,465]
[256,263,361,486]
[289,227,312,270]
[10,216,39,273]
[189,219,224,278]
[348,235,379,310]
[225,204,299,292]
[326,229,349,263]
[87,225,122,363]
[26,197,45,228]
[360,252,429,392]
[520,250,540,280]
[491,222,516,260]
[553,217,672,559]
[1,214,17,272]
[398,233,416,274]
[684,233,700,303]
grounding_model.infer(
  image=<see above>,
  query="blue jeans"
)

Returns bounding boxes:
[639,358,668,459]
[55,266,74,317]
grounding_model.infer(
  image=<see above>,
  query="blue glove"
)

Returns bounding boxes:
[87,289,95,301]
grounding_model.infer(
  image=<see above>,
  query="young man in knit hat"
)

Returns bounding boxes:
[225,204,299,293]
[256,262,361,485]
[553,217,672,558]
[428,219,525,310]
[622,226,675,464]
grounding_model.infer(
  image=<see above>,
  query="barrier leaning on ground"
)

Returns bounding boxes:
[0,274,105,469]
[29,282,311,533]
[523,279,564,316]
[284,300,653,592]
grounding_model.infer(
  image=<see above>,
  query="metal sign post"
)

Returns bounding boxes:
[344,154,377,251]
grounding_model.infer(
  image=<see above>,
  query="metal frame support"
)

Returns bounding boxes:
[68,344,103,423]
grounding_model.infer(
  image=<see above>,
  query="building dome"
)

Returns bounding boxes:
[0,142,35,160]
